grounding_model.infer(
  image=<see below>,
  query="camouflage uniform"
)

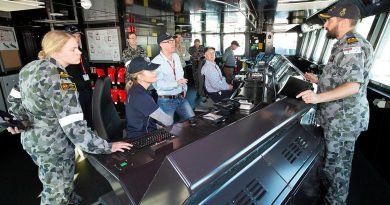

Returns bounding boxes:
[316,31,373,205]
[122,45,147,83]
[188,45,204,89]
[175,44,190,67]
[8,58,112,205]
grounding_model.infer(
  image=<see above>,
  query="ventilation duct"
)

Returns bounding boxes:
[0,0,44,12]
[289,10,305,24]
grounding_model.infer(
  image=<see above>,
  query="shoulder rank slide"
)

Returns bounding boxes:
[60,83,77,91]
[59,71,71,79]
[347,37,358,44]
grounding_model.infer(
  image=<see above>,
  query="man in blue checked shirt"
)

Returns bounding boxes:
[152,32,195,121]
[201,47,233,102]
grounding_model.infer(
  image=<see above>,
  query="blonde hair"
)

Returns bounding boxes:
[125,71,143,91]
[38,30,73,60]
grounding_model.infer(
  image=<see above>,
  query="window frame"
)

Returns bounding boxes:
[369,12,390,92]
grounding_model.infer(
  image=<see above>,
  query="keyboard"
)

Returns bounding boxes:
[130,129,173,149]
[118,130,174,157]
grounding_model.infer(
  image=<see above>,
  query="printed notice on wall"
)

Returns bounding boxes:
[85,27,122,63]
[0,26,19,51]
[83,0,117,22]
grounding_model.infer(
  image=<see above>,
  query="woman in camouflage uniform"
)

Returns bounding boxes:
[7,30,131,205]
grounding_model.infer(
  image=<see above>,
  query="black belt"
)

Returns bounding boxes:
[158,94,183,99]
[224,65,235,68]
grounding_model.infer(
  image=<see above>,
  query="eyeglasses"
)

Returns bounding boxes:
[161,39,174,44]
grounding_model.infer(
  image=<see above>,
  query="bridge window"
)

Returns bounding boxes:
[305,30,319,59]
[206,34,221,52]
[273,32,298,55]
[206,12,220,33]
[371,15,390,88]
[356,15,376,39]
[223,8,246,33]
[312,29,327,63]
[321,39,337,64]
[190,13,202,43]
[300,33,310,56]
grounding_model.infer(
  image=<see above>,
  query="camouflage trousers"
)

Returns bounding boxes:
[28,151,81,205]
[322,129,360,205]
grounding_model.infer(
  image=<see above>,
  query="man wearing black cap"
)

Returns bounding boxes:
[65,25,94,129]
[296,3,374,204]
[222,40,239,83]
[151,32,195,121]
[125,57,173,138]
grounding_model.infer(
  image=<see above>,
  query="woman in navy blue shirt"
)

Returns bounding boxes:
[125,57,173,138]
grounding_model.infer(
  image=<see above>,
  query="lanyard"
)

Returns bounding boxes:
[214,64,222,81]
[167,58,176,80]
[80,56,87,74]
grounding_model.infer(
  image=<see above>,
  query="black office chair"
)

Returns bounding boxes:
[92,76,124,141]
[197,57,208,98]
[195,57,215,112]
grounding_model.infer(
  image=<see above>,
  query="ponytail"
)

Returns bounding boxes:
[38,50,46,60]
[125,71,143,91]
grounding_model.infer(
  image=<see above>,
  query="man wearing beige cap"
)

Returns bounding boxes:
[296,3,374,204]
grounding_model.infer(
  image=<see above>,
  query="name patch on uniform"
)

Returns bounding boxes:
[343,47,361,55]
[59,72,71,79]
[60,83,77,91]
[347,37,358,44]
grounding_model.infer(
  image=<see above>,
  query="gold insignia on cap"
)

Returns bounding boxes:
[340,8,346,17]
[60,83,77,91]
[59,72,71,79]
[347,37,358,44]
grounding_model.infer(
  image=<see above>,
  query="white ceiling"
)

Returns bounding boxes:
[276,0,336,12]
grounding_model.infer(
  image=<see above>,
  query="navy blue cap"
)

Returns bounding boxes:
[319,3,361,20]
[127,57,160,74]
[65,25,83,35]
[157,32,176,44]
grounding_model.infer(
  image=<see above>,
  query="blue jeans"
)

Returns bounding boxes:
[157,97,195,121]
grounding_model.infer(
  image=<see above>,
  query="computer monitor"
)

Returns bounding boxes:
[230,81,245,99]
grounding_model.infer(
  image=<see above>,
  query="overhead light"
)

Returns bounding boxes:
[156,22,164,26]
[81,0,92,9]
